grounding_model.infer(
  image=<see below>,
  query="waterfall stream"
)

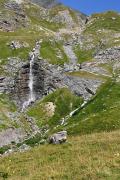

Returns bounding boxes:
[22,53,35,111]
[28,53,35,103]
[22,41,40,111]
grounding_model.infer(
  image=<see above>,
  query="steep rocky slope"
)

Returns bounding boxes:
[0,0,120,156]
[31,0,59,8]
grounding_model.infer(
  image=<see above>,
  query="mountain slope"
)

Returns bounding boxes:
[0,0,120,162]
[0,130,120,179]
[31,0,59,8]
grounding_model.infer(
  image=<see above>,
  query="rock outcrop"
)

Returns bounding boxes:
[49,131,67,144]
[0,1,29,31]
[12,50,102,107]
[95,47,120,63]
[0,128,26,148]
[13,42,45,107]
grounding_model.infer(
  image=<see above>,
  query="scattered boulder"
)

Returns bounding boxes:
[48,131,67,144]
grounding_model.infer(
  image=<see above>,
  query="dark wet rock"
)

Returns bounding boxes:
[0,76,6,93]
[12,42,45,107]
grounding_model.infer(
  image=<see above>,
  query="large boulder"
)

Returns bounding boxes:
[48,131,67,144]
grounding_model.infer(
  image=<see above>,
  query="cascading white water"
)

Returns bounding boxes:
[28,53,35,103]
[22,52,35,111]
[22,41,41,111]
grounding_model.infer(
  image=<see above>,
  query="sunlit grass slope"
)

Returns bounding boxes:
[0,130,120,180]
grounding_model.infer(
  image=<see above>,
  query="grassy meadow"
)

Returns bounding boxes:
[0,130,120,180]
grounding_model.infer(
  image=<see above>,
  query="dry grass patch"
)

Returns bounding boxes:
[67,70,109,80]
[0,130,120,179]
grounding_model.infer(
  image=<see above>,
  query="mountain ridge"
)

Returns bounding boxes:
[31,0,60,8]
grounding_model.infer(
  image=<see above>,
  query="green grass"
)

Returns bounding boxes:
[0,93,18,131]
[27,88,83,128]
[86,11,120,33]
[82,11,120,52]
[0,130,119,179]
[74,46,95,63]
[64,79,120,135]
[17,133,44,148]
[0,103,32,135]
[40,40,68,65]
[67,70,109,81]
[25,4,64,32]
[50,4,68,17]
[0,145,10,155]
[0,33,39,76]
[0,30,44,76]
[0,38,31,62]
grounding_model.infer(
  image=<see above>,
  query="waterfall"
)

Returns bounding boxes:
[22,52,35,111]
[28,53,35,103]
[22,41,41,111]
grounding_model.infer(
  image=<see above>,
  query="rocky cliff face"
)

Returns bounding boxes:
[12,42,45,108]
[13,59,45,107]
[0,0,87,32]
[0,1,29,31]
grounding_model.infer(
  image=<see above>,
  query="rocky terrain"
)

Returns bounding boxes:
[0,0,120,171]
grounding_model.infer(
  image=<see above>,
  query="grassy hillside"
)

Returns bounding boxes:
[80,11,120,58]
[40,40,69,65]
[27,88,83,128]
[0,130,120,179]
[74,46,95,63]
[34,77,119,137]
[88,11,120,32]
[64,79,120,135]
[25,4,64,31]
[0,2,120,179]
